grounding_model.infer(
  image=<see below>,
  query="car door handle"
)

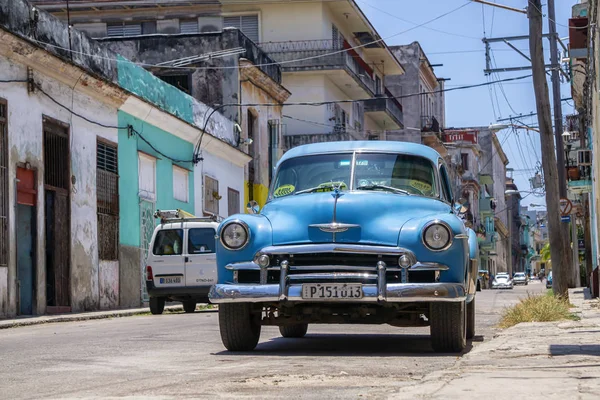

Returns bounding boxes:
[185,256,190,263]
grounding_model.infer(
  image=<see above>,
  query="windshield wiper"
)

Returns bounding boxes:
[356,184,411,195]
[295,182,342,195]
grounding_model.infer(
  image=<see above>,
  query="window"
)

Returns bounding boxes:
[180,19,199,34]
[268,120,280,182]
[375,75,382,95]
[152,229,183,255]
[353,101,364,131]
[188,228,216,254]
[0,99,7,268]
[138,152,156,200]
[439,165,452,203]
[227,188,240,216]
[461,153,469,171]
[97,141,119,261]
[204,175,219,216]
[158,74,191,95]
[107,21,156,37]
[223,15,259,42]
[173,165,189,203]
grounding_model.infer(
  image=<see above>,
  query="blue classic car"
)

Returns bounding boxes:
[209,141,479,353]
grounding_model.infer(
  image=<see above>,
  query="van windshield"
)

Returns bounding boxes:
[188,228,216,254]
[153,229,183,255]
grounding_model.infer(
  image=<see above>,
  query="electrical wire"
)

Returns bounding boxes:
[28,1,473,72]
[356,0,481,40]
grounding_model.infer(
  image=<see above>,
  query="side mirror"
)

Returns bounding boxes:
[246,200,260,214]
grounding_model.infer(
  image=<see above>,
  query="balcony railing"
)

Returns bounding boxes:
[364,96,403,127]
[258,39,377,94]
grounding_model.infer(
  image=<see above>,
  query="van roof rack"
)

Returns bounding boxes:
[154,209,223,224]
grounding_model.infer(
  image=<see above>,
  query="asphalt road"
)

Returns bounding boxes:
[0,282,546,399]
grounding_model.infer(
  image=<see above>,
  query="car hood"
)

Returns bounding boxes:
[261,191,452,246]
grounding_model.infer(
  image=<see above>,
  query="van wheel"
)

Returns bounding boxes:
[219,303,261,351]
[183,301,196,313]
[149,297,165,315]
[467,298,475,340]
[430,301,466,353]
[279,324,308,338]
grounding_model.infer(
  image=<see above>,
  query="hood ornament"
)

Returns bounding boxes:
[310,182,359,237]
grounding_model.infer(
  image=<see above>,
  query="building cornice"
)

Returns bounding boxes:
[239,59,291,104]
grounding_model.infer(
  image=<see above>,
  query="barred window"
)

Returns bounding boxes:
[97,140,119,261]
[204,175,219,216]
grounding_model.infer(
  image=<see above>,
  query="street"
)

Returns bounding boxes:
[0,283,546,399]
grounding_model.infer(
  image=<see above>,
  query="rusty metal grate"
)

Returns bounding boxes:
[97,141,119,261]
[44,122,69,190]
[0,99,7,267]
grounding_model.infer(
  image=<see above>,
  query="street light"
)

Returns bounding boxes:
[489,123,541,133]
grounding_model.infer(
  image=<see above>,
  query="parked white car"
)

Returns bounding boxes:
[513,272,528,286]
[145,210,220,314]
[491,273,514,289]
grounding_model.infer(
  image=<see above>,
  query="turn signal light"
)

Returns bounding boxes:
[146,266,153,281]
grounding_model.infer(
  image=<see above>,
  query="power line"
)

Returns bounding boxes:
[357,0,481,40]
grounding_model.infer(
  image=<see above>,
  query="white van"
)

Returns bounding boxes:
[145,210,220,314]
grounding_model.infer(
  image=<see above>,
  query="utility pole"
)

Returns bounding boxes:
[528,0,571,298]
[547,0,568,199]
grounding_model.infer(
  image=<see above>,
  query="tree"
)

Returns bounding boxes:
[540,243,551,263]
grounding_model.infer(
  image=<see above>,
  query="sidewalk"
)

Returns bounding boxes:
[0,304,217,330]
[392,288,600,399]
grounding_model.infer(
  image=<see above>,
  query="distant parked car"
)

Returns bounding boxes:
[513,272,528,286]
[546,271,553,289]
[491,273,513,289]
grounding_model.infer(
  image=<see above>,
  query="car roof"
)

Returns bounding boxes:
[156,221,219,230]
[278,141,443,166]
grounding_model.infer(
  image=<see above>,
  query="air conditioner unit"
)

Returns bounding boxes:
[199,16,223,33]
[577,149,592,166]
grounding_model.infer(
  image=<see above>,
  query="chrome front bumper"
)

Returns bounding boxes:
[209,282,466,303]
[209,243,467,304]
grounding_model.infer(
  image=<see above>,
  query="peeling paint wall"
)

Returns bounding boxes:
[0,56,118,316]
[99,260,119,309]
[101,29,281,125]
[241,81,284,207]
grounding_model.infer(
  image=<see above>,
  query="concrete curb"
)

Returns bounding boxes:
[0,306,218,330]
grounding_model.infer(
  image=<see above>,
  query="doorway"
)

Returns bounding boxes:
[43,119,71,313]
[16,167,36,315]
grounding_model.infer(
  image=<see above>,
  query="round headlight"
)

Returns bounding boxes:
[220,221,250,250]
[423,221,452,251]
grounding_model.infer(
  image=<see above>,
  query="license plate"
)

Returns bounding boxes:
[159,276,182,284]
[301,283,363,299]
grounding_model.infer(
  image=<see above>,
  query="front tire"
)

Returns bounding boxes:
[467,298,475,340]
[430,301,466,353]
[219,303,261,351]
[183,301,196,313]
[279,324,308,338]
[149,297,165,315]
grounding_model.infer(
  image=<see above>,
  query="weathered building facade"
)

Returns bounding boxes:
[478,129,510,275]
[385,42,445,144]
[0,0,249,316]
[99,30,290,208]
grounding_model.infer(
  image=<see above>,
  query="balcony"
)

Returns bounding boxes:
[421,115,441,133]
[259,39,377,97]
[476,216,496,251]
[364,92,403,129]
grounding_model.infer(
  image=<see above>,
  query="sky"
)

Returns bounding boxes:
[358,0,576,209]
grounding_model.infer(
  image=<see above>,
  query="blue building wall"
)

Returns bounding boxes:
[118,111,195,248]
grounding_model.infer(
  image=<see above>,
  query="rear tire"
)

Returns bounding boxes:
[279,324,308,338]
[467,298,475,340]
[219,303,261,351]
[430,301,466,353]
[183,301,196,313]
[149,297,165,315]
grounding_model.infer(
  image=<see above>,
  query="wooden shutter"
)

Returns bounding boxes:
[204,176,219,216]
[223,15,258,42]
[180,19,199,34]
[227,188,240,216]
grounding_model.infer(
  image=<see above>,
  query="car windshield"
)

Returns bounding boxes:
[515,273,525,277]
[270,152,438,200]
